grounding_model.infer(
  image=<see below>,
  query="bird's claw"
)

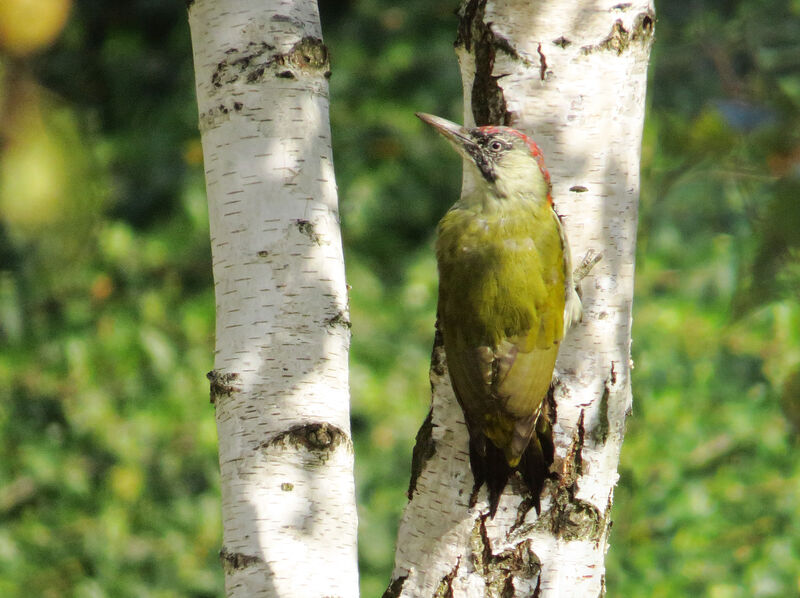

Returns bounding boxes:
[573,249,602,285]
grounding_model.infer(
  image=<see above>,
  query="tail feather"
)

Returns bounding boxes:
[468,420,553,517]
[519,435,547,514]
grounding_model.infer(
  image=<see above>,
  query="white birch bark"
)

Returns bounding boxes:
[385,1,654,596]
[187,1,358,596]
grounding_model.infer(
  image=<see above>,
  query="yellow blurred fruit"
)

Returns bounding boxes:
[0,110,69,231]
[0,0,72,56]
[0,79,105,241]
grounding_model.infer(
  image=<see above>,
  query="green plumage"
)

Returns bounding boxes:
[436,195,566,511]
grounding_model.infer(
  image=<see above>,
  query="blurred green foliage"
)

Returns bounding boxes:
[0,0,799,597]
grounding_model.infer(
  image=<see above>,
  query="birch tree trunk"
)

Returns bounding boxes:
[187,1,358,596]
[385,1,654,596]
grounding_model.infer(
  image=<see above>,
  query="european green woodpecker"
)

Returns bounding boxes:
[417,113,582,515]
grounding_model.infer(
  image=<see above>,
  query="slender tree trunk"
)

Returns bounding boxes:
[385,1,655,596]
[187,1,358,596]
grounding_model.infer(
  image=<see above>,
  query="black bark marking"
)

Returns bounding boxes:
[219,546,261,573]
[264,423,352,459]
[211,37,330,88]
[207,370,242,405]
[324,310,351,330]
[246,66,266,83]
[493,35,523,62]
[593,362,619,445]
[570,185,588,192]
[580,10,655,56]
[633,11,655,41]
[407,409,436,499]
[546,382,558,426]
[555,410,587,488]
[382,575,408,598]
[456,0,512,126]
[270,423,345,450]
[271,14,304,28]
[573,410,586,478]
[212,41,274,87]
[552,36,572,48]
[537,43,548,81]
[198,101,248,130]
[430,325,447,378]
[294,219,322,245]
[512,495,539,531]
[455,0,480,50]
[434,559,460,598]
[592,378,611,445]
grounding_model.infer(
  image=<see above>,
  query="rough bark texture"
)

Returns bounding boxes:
[386,1,654,596]
[188,1,358,596]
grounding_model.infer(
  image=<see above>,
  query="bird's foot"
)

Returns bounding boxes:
[573,249,602,284]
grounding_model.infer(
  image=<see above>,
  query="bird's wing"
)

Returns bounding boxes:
[442,270,564,465]
[492,326,562,458]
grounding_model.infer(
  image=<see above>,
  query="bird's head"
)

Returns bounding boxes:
[416,112,551,204]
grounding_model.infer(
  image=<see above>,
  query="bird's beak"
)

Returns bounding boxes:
[415,113,477,158]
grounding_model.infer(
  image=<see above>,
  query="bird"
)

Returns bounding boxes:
[417,113,582,516]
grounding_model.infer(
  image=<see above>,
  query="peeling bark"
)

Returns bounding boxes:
[387,0,654,595]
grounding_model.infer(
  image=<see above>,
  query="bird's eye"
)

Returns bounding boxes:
[489,140,503,152]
